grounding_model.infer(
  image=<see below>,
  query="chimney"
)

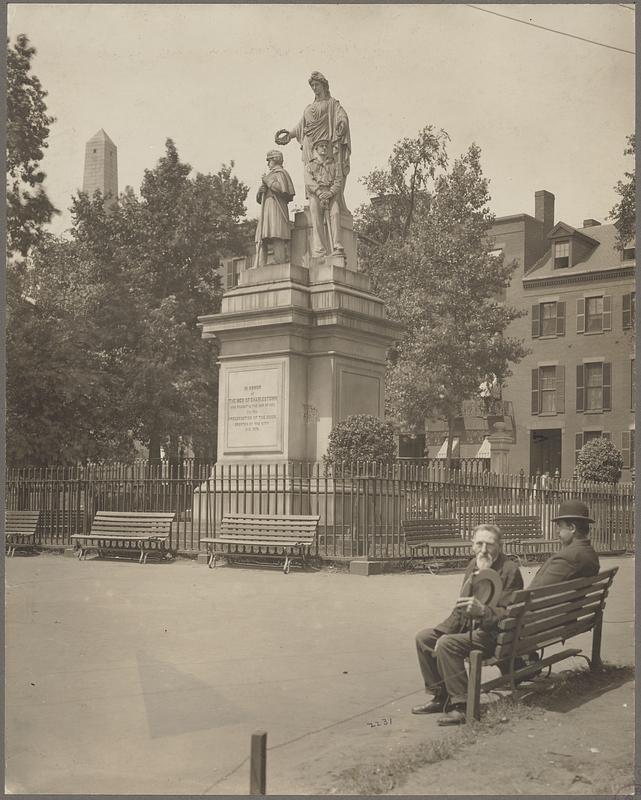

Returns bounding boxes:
[534,190,555,232]
[582,219,601,228]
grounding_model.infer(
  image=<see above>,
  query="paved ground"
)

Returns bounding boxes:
[5,553,634,795]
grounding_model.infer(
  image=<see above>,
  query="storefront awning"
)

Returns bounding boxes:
[476,437,491,459]
[435,437,460,459]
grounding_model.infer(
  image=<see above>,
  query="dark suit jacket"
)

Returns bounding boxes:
[529,538,600,588]
[434,552,524,638]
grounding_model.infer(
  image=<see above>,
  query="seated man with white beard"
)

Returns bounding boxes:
[412,524,523,725]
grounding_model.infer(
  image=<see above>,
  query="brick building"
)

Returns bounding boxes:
[491,193,635,479]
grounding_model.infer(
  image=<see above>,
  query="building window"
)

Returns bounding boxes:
[539,367,557,412]
[623,292,635,329]
[576,362,612,412]
[554,241,570,268]
[225,257,244,290]
[576,296,611,334]
[622,246,635,261]
[586,296,603,332]
[531,301,565,338]
[531,365,565,415]
[621,429,635,470]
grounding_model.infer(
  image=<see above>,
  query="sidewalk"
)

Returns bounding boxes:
[5,553,634,795]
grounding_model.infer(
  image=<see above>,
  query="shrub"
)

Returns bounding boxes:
[324,414,396,466]
[576,437,623,483]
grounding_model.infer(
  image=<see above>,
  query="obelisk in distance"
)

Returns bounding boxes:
[82,128,118,209]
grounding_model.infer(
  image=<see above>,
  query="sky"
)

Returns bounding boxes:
[8,3,636,237]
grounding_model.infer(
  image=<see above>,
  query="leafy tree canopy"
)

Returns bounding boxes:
[324,414,397,466]
[7,139,250,466]
[6,34,57,265]
[610,133,635,251]
[576,438,623,484]
[355,127,527,458]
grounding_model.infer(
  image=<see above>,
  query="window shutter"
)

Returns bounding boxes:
[575,433,583,466]
[631,359,636,411]
[576,298,585,333]
[556,302,565,336]
[576,364,584,412]
[602,295,612,331]
[623,293,631,330]
[556,365,565,413]
[531,369,540,414]
[602,362,612,410]
[621,431,631,468]
[531,304,540,338]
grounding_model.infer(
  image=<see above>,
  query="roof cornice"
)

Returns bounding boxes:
[523,265,635,289]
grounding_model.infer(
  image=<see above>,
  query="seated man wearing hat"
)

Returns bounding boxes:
[529,499,600,587]
[413,524,523,726]
[509,499,601,678]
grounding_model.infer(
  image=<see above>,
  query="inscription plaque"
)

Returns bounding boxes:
[225,366,283,451]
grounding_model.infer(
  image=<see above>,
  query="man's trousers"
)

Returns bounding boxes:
[415,627,496,705]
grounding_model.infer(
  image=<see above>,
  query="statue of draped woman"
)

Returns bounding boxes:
[275,71,351,215]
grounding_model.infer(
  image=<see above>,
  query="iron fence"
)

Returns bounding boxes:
[5,460,635,558]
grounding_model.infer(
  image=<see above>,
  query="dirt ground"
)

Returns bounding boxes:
[4,552,635,795]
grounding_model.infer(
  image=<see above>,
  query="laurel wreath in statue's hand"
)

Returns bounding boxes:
[275,129,291,145]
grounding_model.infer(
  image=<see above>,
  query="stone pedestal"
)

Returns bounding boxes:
[198,213,401,464]
[489,422,513,474]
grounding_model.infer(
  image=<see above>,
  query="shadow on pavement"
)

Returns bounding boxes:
[522,664,634,714]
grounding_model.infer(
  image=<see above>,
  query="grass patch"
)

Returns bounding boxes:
[330,663,634,795]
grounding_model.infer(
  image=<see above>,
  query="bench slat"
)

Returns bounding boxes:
[205,538,313,546]
[496,601,603,645]
[72,533,168,541]
[500,586,610,629]
[507,570,616,606]
[499,592,608,632]
[495,616,599,659]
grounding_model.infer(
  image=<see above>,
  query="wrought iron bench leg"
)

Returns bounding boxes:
[208,549,216,569]
[283,554,291,574]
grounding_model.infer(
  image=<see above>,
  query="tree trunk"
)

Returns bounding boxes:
[148,430,162,477]
[445,417,455,471]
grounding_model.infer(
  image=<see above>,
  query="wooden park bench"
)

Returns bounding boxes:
[71,511,175,563]
[5,511,41,557]
[401,518,469,572]
[490,514,559,565]
[200,513,320,573]
[465,567,618,721]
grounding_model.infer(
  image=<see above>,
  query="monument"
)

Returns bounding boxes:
[82,129,118,209]
[198,71,401,466]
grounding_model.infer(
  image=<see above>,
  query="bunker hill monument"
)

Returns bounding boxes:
[199,71,400,464]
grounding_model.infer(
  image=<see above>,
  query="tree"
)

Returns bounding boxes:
[7,233,136,465]
[576,438,623,484]
[7,139,251,466]
[324,414,396,470]
[355,128,527,464]
[6,35,57,264]
[610,133,635,251]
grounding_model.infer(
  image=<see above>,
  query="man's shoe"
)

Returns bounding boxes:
[437,705,466,726]
[411,697,446,715]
